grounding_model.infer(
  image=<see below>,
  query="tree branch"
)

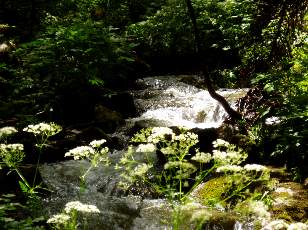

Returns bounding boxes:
[185,0,242,122]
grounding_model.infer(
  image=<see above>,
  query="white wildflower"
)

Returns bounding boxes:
[131,163,152,177]
[275,187,294,196]
[147,127,174,143]
[64,146,95,160]
[212,150,227,161]
[0,127,18,138]
[0,143,24,152]
[23,122,62,136]
[191,151,212,163]
[213,139,230,148]
[212,149,246,165]
[265,116,281,125]
[0,143,25,167]
[216,165,243,173]
[47,213,70,224]
[248,201,271,219]
[174,132,198,142]
[240,200,271,220]
[89,139,106,148]
[244,164,268,172]
[161,146,176,155]
[187,132,198,140]
[288,222,308,230]
[262,219,289,230]
[136,143,156,153]
[64,201,100,214]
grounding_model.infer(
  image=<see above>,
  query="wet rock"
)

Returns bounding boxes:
[131,119,172,132]
[100,92,137,118]
[174,202,239,230]
[94,104,125,133]
[190,128,218,152]
[179,75,207,89]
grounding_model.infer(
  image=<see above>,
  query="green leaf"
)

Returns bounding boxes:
[264,83,274,92]
[89,78,104,86]
[18,181,29,194]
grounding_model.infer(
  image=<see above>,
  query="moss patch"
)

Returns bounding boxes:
[192,176,229,206]
[271,182,308,222]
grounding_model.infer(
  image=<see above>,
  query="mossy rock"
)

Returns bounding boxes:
[270,182,308,222]
[191,176,229,207]
[171,203,239,230]
[179,75,207,89]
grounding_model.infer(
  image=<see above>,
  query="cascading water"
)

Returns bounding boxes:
[131,75,248,128]
[40,75,249,229]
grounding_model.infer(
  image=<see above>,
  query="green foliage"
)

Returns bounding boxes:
[0,193,46,229]
[249,32,308,178]
[52,0,166,28]
[126,0,260,84]
[2,16,136,122]
[127,0,193,56]
[15,18,135,87]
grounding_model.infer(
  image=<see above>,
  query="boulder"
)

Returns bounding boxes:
[94,104,125,133]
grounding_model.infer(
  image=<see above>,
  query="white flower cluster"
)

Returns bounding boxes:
[89,139,106,148]
[47,213,70,224]
[213,139,230,148]
[161,146,176,155]
[64,201,100,214]
[244,200,271,220]
[0,143,25,167]
[263,221,308,230]
[23,122,62,136]
[212,149,227,160]
[212,149,245,165]
[262,219,289,230]
[0,126,18,139]
[174,132,198,142]
[216,165,243,173]
[0,143,24,152]
[244,164,268,172]
[65,146,95,160]
[147,127,175,143]
[288,223,308,230]
[136,143,156,153]
[265,116,281,125]
[191,151,211,163]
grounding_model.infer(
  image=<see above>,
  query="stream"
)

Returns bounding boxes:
[40,75,249,229]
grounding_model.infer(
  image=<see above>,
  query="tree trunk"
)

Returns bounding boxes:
[185,0,242,122]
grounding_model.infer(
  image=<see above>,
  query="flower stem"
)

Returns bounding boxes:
[32,147,43,187]
[15,167,31,190]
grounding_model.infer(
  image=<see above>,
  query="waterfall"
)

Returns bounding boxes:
[130,75,248,128]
